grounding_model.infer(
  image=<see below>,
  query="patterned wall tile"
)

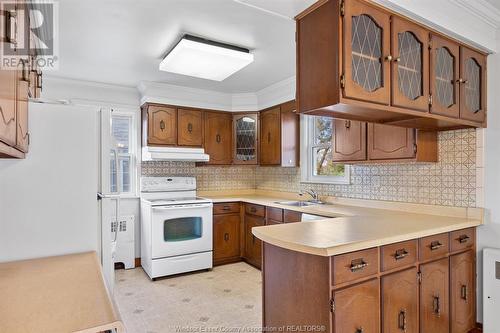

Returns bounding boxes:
[255,129,477,207]
[141,161,256,191]
[141,129,477,207]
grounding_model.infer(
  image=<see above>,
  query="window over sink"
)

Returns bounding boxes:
[301,115,350,184]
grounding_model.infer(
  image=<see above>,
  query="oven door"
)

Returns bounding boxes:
[151,203,213,259]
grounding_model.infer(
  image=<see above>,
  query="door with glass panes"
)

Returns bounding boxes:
[233,113,258,165]
[391,17,429,111]
[459,47,486,122]
[343,0,391,105]
[430,35,460,118]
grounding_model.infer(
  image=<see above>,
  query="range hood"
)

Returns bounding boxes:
[142,146,210,162]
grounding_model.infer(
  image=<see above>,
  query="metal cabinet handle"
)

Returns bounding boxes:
[345,120,351,129]
[159,120,165,131]
[394,249,409,261]
[20,59,29,82]
[457,78,469,84]
[385,55,393,61]
[394,57,401,63]
[216,134,221,143]
[355,328,364,333]
[350,259,368,272]
[430,241,443,251]
[458,235,470,244]
[224,233,229,242]
[36,71,43,91]
[461,285,468,300]
[433,296,441,316]
[398,309,407,332]
[187,123,193,133]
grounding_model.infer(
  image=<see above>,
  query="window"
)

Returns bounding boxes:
[110,110,137,195]
[301,115,350,184]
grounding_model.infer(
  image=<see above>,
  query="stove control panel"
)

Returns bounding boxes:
[141,177,196,192]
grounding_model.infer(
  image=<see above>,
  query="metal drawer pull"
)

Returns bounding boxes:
[350,259,368,272]
[224,233,229,241]
[394,248,409,260]
[433,296,441,316]
[430,241,443,251]
[222,206,231,211]
[398,309,407,332]
[461,284,468,300]
[458,235,470,243]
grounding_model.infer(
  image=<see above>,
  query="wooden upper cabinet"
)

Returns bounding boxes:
[391,17,429,111]
[146,105,177,145]
[0,46,17,147]
[177,109,203,147]
[343,0,391,105]
[204,111,232,165]
[280,101,300,167]
[15,60,29,153]
[459,46,487,123]
[332,119,366,162]
[368,123,416,160]
[420,258,450,333]
[382,268,418,333]
[450,251,476,333]
[333,279,380,333]
[233,113,258,165]
[430,35,460,118]
[260,107,281,165]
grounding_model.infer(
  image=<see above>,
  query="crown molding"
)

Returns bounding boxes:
[451,0,500,29]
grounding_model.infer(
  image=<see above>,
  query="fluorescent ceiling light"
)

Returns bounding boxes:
[159,35,254,81]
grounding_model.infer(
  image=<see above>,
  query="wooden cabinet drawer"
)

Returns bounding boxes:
[284,210,302,223]
[380,239,417,272]
[332,248,378,285]
[266,207,283,222]
[450,228,475,252]
[213,203,240,215]
[266,219,282,226]
[245,204,265,217]
[419,233,449,261]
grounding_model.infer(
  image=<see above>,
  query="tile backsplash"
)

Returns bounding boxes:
[142,129,477,207]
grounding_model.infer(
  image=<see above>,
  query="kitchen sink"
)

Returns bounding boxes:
[274,200,322,207]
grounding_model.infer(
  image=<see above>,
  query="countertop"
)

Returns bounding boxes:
[0,252,124,333]
[203,191,483,257]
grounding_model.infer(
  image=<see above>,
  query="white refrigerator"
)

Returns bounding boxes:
[0,102,121,294]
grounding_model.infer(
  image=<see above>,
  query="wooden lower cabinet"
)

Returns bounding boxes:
[213,213,240,265]
[244,214,264,268]
[333,279,380,333]
[382,268,418,333]
[420,258,450,333]
[450,250,476,333]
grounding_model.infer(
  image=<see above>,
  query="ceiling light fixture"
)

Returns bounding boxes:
[159,34,254,81]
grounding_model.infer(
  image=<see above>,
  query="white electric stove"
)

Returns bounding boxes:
[140,177,213,280]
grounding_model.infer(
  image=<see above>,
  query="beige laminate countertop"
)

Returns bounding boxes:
[0,252,124,333]
[203,192,483,257]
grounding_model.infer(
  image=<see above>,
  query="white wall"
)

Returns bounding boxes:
[477,41,500,323]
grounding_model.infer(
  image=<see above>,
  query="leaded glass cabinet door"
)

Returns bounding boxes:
[430,35,460,118]
[391,17,429,111]
[460,47,486,123]
[233,113,258,165]
[343,0,390,105]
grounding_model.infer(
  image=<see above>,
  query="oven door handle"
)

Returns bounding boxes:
[152,204,212,210]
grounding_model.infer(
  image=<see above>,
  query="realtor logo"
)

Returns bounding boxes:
[1,0,59,70]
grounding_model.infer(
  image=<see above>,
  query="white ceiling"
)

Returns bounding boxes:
[52,0,315,93]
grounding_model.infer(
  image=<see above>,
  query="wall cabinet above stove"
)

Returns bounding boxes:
[295,0,488,131]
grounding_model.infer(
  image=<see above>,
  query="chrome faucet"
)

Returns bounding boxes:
[299,189,320,202]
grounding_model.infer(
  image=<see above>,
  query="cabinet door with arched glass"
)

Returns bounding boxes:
[429,35,460,118]
[459,47,487,123]
[343,0,391,105]
[233,113,258,165]
[391,18,429,111]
